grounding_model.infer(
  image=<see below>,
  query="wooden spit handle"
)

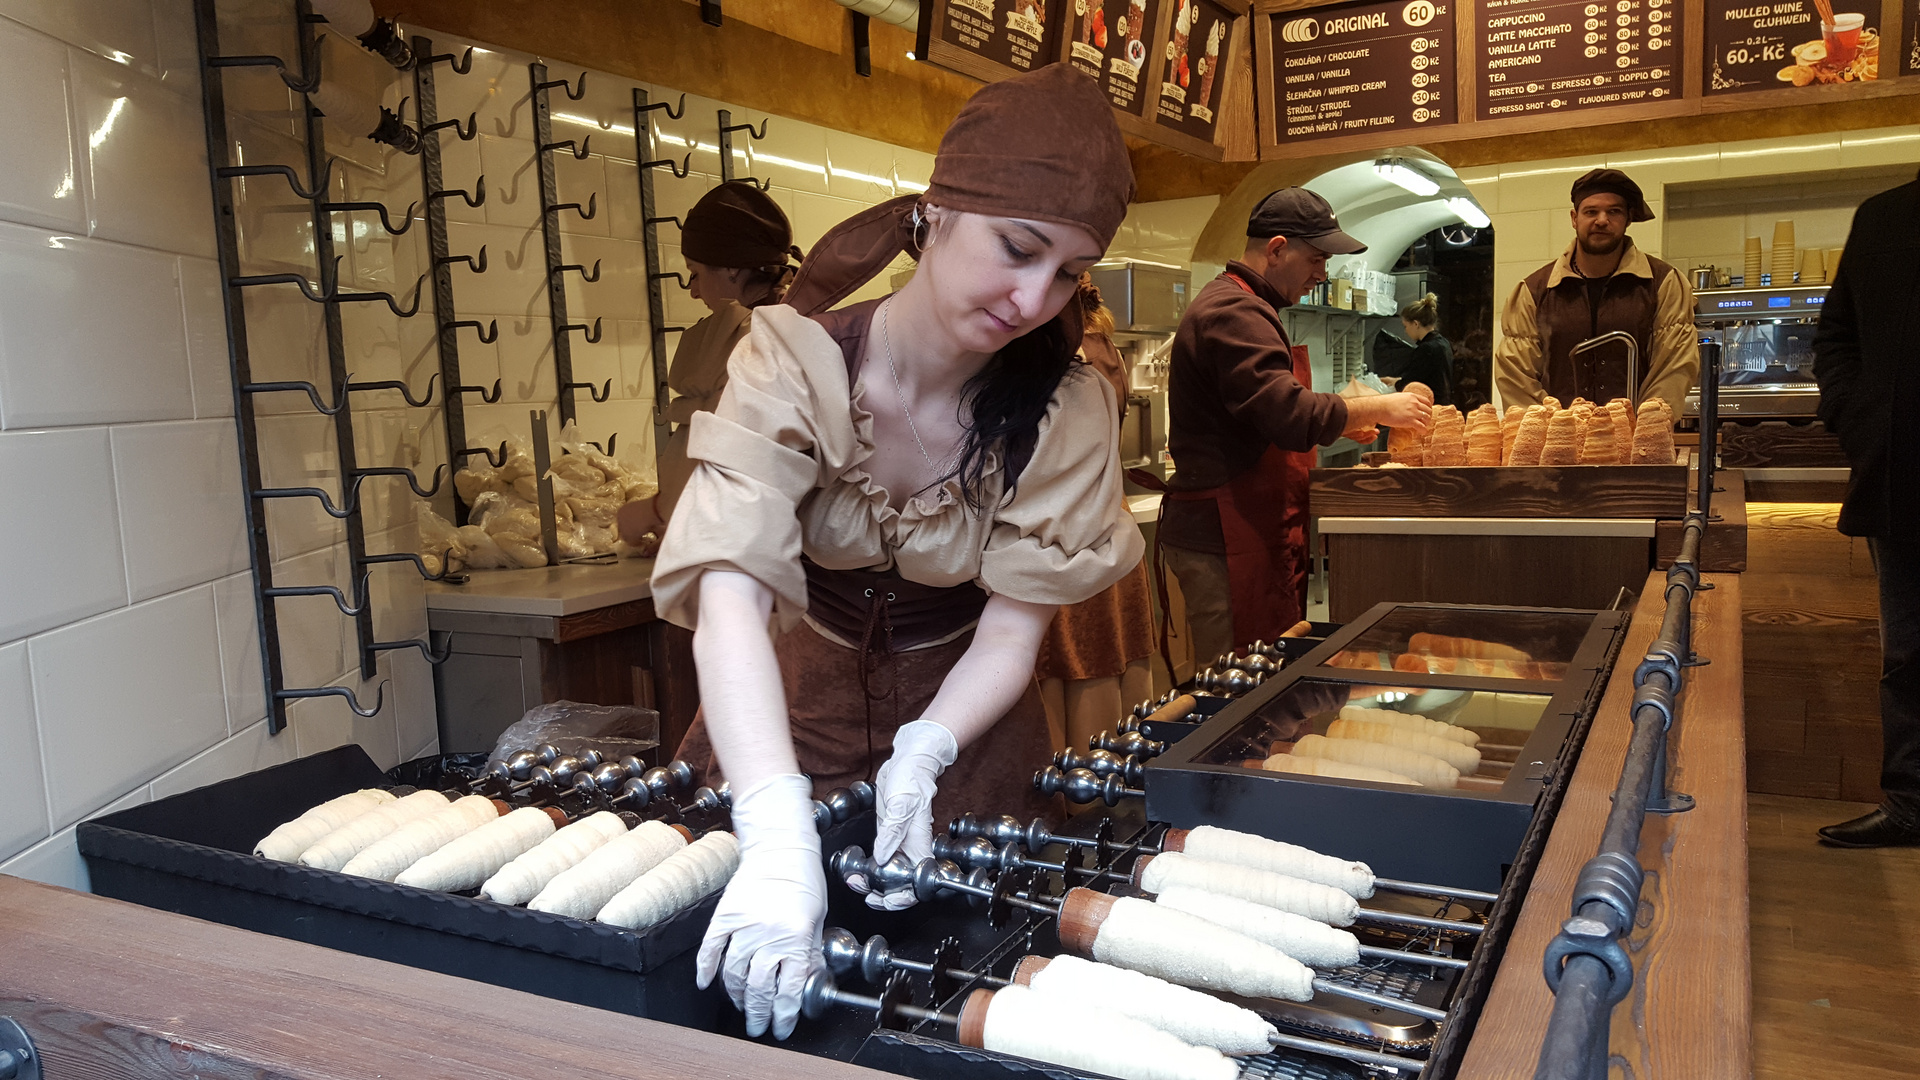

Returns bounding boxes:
[540,807,570,828]
[669,823,696,842]
[956,988,997,1048]
[1010,955,1052,985]
[1159,828,1191,853]
[1055,889,1117,955]
[1283,619,1313,638]
[487,799,512,816]
[1128,854,1157,889]
[1142,694,1197,727]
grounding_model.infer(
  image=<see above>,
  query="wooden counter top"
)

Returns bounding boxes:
[1457,570,1749,1078]
[424,557,655,617]
[0,874,888,1080]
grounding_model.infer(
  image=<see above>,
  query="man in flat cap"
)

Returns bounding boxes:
[1156,188,1429,667]
[1494,168,1697,413]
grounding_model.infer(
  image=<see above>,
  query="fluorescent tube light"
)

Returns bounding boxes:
[1373,159,1439,197]
[1446,197,1491,229]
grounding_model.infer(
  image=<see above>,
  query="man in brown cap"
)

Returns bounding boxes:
[1158,188,1429,666]
[1494,168,1697,414]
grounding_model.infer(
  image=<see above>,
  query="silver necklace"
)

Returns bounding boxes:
[879,297,939,473]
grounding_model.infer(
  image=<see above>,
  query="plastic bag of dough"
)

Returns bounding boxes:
[568,497,621,528]
[455,524,513,569]
[549,454,606,488]
[495,436,537,484]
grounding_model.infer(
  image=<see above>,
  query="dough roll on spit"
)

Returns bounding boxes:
[969,983,1241,1080]
[297,789,449,872]
[1261,752,1420,787]
[1161,824,1375,898]
[1326,717,1483,774]
[1151,885,1361,969]
[1135,851,1361,926]
[254,788,395,862]
[480,810,628,906]
[1507,405,1551,465]
[528,818,688,920]
[1338,704,1479,746]
[597,830,741,931]
[1013,954,1277,1056]
[1292,733,1460,788]
[340,795,506,881]
[395,805,564,892]
[1539,409,1581,466]
[1062,891,1316,1000]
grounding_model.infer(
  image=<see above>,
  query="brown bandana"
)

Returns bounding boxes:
[682,180,801,269]
[786,64,1133,319]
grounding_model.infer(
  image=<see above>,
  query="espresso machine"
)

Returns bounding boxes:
[1684,283,1827,419]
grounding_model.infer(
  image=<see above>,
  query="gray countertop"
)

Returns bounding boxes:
[423,558,655,617]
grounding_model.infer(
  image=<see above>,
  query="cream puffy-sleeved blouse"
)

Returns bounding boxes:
[650,303,1145,635]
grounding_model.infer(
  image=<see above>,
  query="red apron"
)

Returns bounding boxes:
[1165,272,1314,646]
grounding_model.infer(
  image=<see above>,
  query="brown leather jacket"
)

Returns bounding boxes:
[1494,238,1697,413]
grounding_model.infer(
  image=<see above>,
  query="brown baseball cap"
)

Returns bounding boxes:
[1570,168,1655,222]
[1246,187,1366,254]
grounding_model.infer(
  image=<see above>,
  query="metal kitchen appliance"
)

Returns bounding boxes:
[1685,284,1828,418]
[1090,260,1188,476]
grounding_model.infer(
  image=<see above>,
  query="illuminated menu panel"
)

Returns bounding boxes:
[1705,0,1879,94]
[1152,0,1236,142]
[1270,0,1456,142]
[1065,0,1168,114]
[1474,0,1682,120]
[934,0,1060,77]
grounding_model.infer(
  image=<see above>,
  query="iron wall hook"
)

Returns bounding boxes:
[425,112,478,140]
[647,214,685,230]
[357,550,453,582]
[652,270,690,290]
[346,371,439,407]
[321,199,419,235]
[561,318,604,343]
[565,379,613,403]
[217,161,331,201]
[456,379,504,403]
[353,464,448,498]
[555,260,602,282]
[456,440,510,467]
[243,375,350,415]
[370,631,454,664]
[335,274,428,317]
[582,432,619,456]
[448,319,499,343]
[424,46,475,74]
[208,44,322,94]
[541,136,593,160]
[252,474,373,519]
[429,175,486,207]
[439,246,487,273]
[637,91,687,119]
[231,269,334,303]
[277,681,386,718]
[264,570,374,617]
[642,153,693,178]
[547,192,598,220]
[535,70,589,100]
[721,116,770,140]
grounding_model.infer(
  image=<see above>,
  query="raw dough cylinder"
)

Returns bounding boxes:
[1151,885,1361,969]
[597,830,741,931]
[1015,954,1277,1055]
[254,788,394,862]
[969,983,1241,1080]
[1059,890,1316,1000]
[298,789,450,871]
[394,805,565,892]
[529,819,688,920]
[1339,704,1479,746]
[480,811,628,906]
[1293,733,1459,789]
[1164,824,1375,899]
[1327,717,1483,774]
[1135,852,1360,926]
[1261,752,1419,787]
[340,795,505,881]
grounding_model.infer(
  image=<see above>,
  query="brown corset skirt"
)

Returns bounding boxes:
[672,619,1060,826]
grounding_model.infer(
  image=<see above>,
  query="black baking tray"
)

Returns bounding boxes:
[75,743,730,1028]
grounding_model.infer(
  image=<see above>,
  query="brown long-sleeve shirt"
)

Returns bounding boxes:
[1161,262,1350,553]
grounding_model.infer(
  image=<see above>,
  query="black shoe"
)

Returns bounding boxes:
[1817,808,1920,848]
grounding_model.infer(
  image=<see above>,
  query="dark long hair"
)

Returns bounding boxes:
[946,305,1084,511]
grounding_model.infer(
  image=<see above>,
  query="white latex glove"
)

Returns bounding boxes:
[864,719,959,911]
[695,774,824,1039]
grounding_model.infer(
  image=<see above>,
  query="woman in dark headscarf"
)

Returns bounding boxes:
[650,64,1141,1039]
[616,181,800,540]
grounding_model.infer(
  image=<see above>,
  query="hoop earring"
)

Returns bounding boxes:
[909,205,932,254]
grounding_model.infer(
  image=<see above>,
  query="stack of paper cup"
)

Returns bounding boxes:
[1799,248,1825,284]
[1771,221,1796,282]
[1744,236,1764,284]
[1828,247,1845,277]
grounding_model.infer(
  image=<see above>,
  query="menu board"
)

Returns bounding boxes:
[1705,0,1880,93]
[1153,0,1236,141]
[1473,0,1682,120]
[1064,0,1168,113]
[928,0,1062,80]
[1269,0,1456,142]
[1908,0,1920,76]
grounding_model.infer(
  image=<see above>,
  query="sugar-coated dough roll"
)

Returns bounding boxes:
[1090,895,1317,1000]
[1539,409,1581,466]
[1425,406,1467,466]
[395,805,557,892]
[1153,886,1362,969]
[1293,733,1459,789]
[1465,408,1503,466]
[1178,825,1375,899]
[255,788,395,862]
[981,983,1243,1080]
[1261,752,1420,787]
[298,789,450,872]
[1327,717,1483,774]
[1607,399,1634,462]
[1339,704,1479,746]
[1024,955,1277,1055]
[1389,418,1426,466]
[597,831,740,930]
[341,794,501,882]
[529,818,686,920]
[480,811,628,906]
[1508,405,1551,465]
[1139,852,1360,926]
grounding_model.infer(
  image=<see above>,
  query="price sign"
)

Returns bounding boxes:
[923,0,1066,83]
[1706,0,1880,93]
[1268,0,1458,142]
[1151,0,1242,144]
[1063,0,1170,113]
[1473,0,1683,120]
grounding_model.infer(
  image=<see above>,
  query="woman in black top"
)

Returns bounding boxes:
[1391,292,1453,405]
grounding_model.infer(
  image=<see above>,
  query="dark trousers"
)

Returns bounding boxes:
[1870,538,1920,824]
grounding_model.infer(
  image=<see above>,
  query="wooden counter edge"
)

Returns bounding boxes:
[0,876,887,1080]
[1455,571,1750,1079]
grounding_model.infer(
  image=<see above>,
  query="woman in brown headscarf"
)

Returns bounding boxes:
[650,65,1141,1039]
[615,181,800,541]
[1035,277,1156,757]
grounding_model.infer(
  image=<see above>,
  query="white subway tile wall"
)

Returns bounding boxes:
[0,2,969,887]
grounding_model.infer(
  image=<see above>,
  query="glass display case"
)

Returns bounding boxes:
[1145,602,1628,892]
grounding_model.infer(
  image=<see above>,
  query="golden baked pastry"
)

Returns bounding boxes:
[1606,399,1633,462]
[1501,405,1525,465]
[1631,399,1676,464]
[1466,408,1503,467]
[1508,405,1551,466]
[1542,396,1562,411]
[1389,419,1426,466]
[1402,381,1435,406]
[1425,405,1467,466]
[1540,409,1582,466]
[1579,408,1620,464]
